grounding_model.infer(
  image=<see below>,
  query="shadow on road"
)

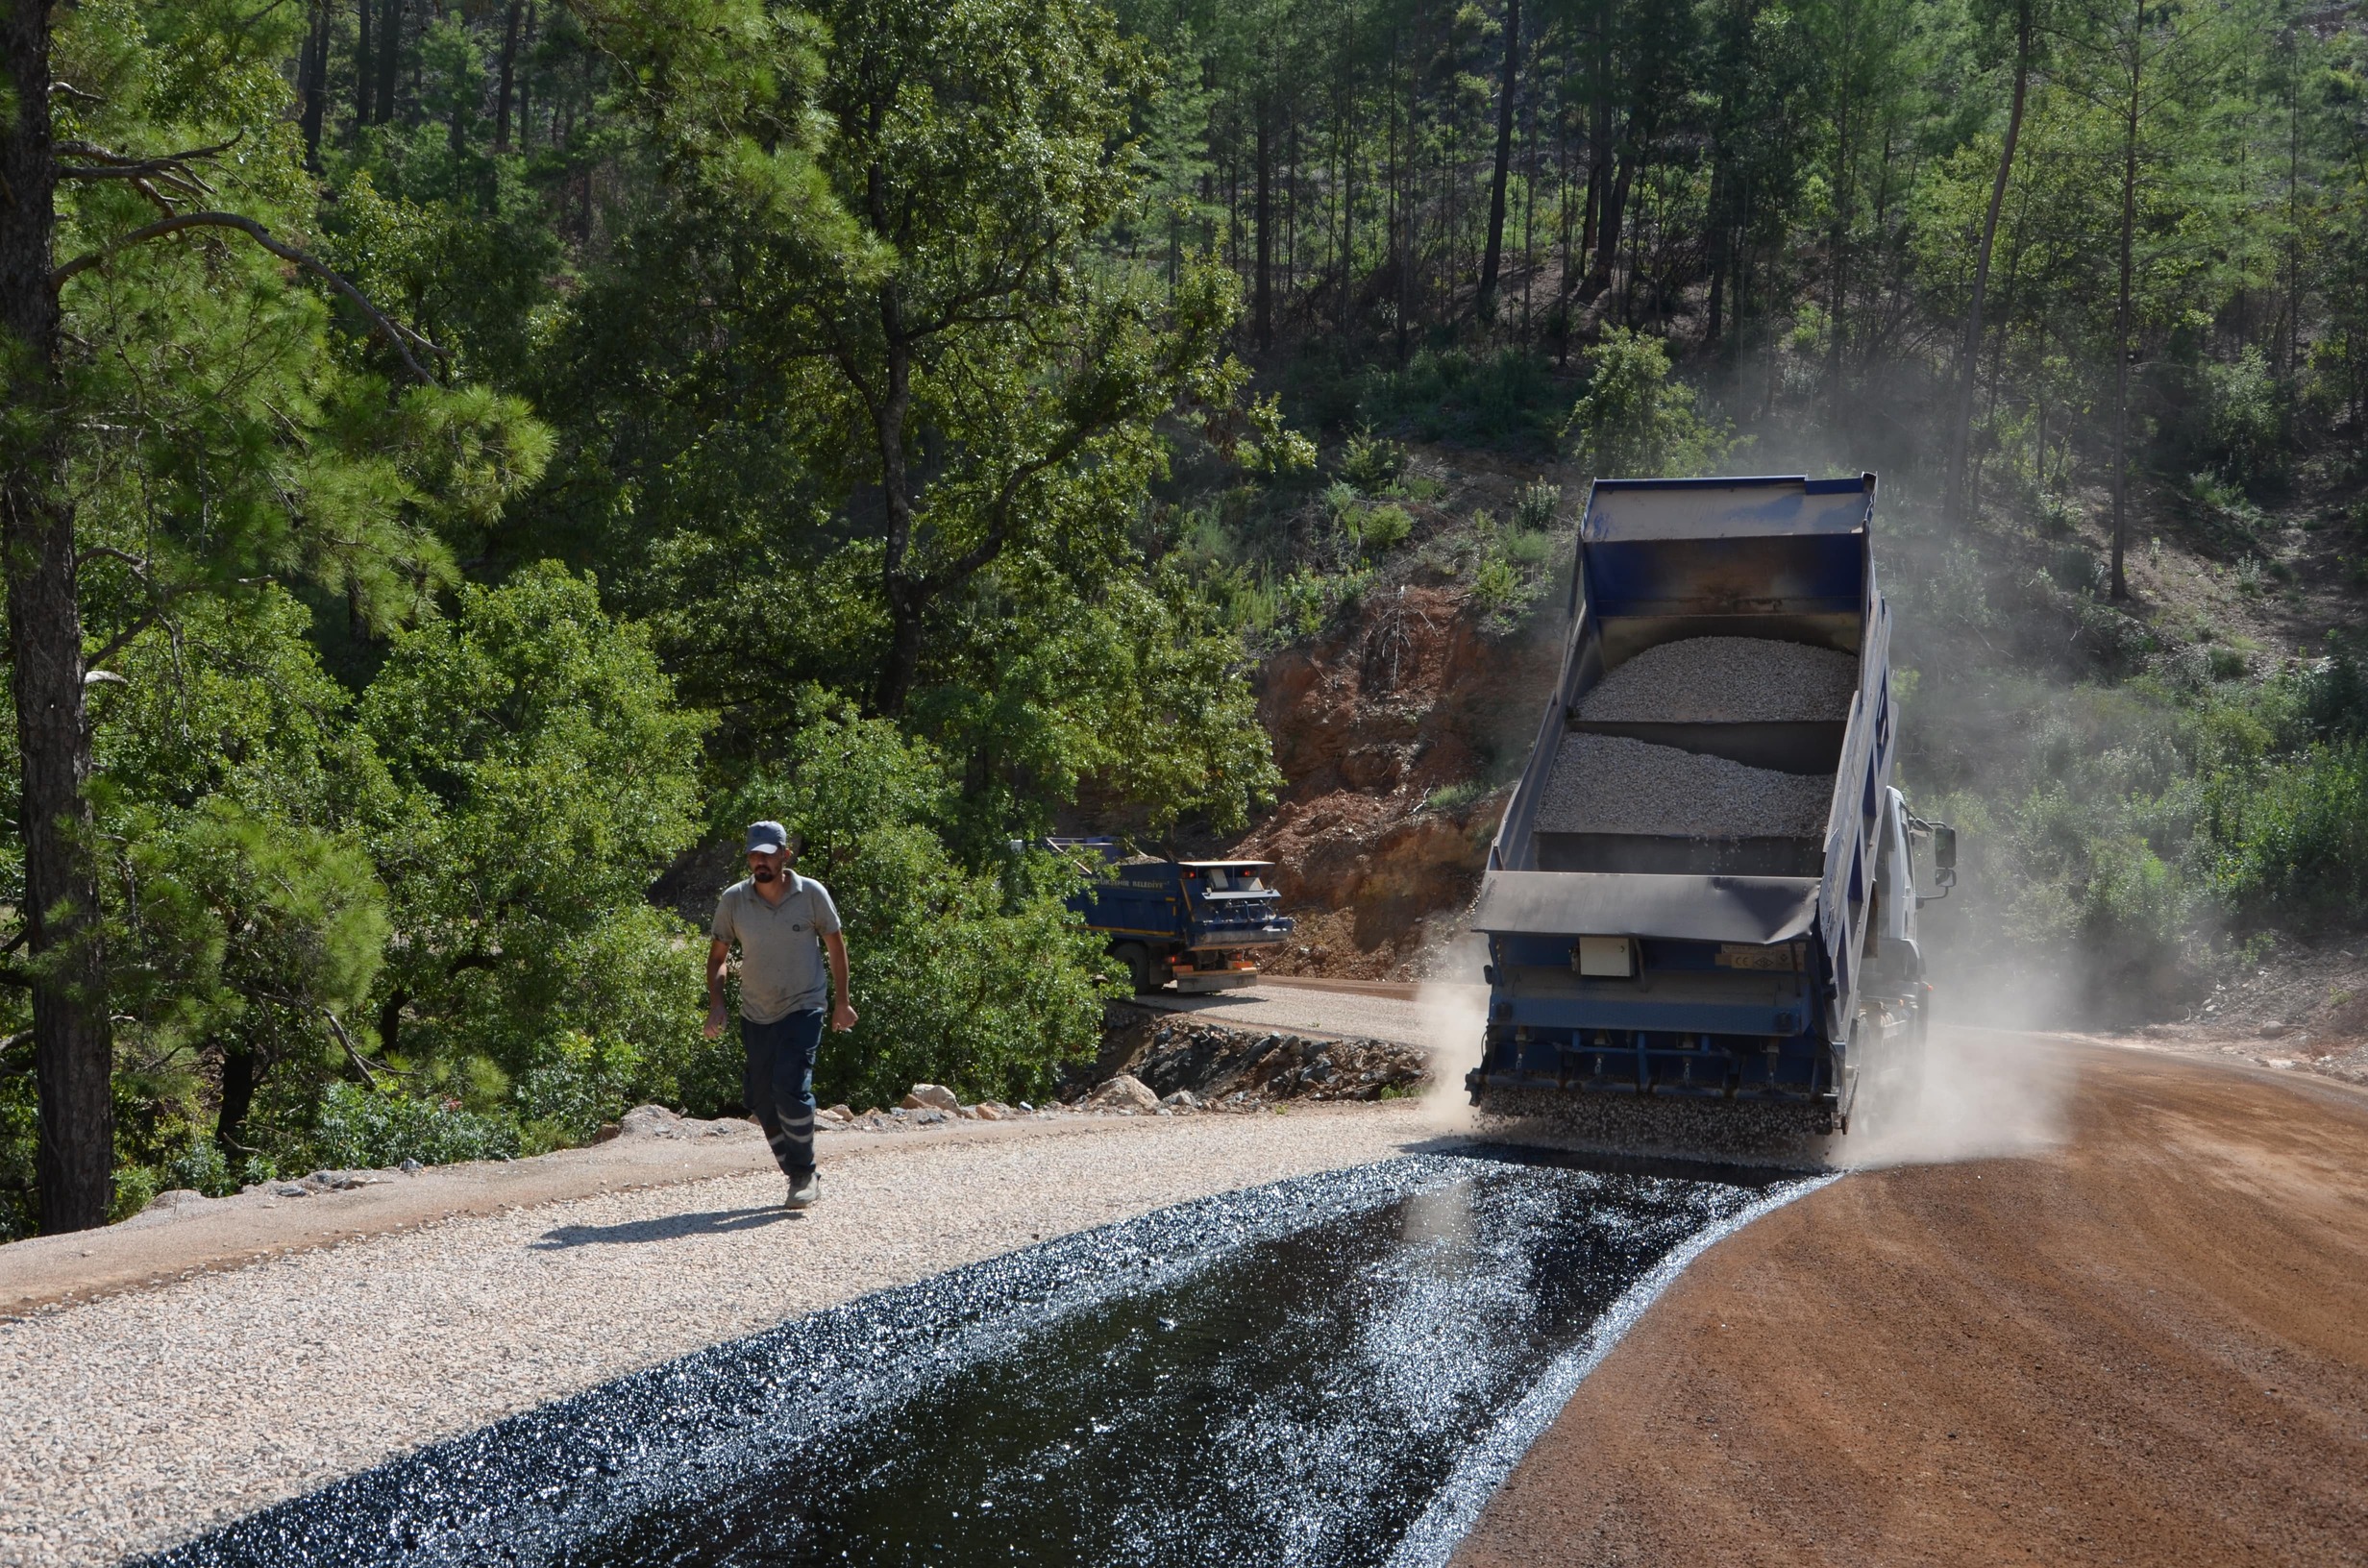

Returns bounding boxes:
[534,1206,798,1248]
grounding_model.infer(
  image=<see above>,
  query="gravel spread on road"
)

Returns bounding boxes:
[1453,1039,2368,1568]
[0,1107,1424,1567]
[1534,733,1832,839]
[1579,636,1858,723]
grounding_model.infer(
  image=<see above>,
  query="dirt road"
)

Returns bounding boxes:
[1453,1034,2368,1568]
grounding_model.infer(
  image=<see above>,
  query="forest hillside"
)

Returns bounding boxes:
[4,0,2364,1237]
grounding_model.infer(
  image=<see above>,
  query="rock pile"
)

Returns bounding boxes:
[619,1105,752,1141]
[1535,733,1831,839]
[825,1092,1046,1132]
[1579,635,1857,723]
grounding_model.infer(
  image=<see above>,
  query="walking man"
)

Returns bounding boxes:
[706,821,856,1209]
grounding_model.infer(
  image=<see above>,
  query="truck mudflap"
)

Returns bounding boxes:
[1468,1029,1838,1111]
[1173,968,1260,993]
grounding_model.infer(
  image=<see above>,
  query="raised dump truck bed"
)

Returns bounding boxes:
[1468,475,1948,1139]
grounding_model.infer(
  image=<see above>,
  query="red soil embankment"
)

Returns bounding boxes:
[1237,585,1556,977]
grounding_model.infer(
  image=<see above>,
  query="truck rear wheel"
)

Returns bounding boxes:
[1114,943,1166,994]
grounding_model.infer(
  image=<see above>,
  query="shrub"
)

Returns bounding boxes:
[1351,502,1415,554]
[2297,637,2368,741]
[2204,742,2368,923]
[1337,429,1407,493]
[1470,555,1523,617]
[1353,348,1566,449]
[1513,480,1562,533]
[309,1082,522,1168]
[1564,330,1737,478]
[160,1138,239,1198]
[2201,346,2284,482]
[513,1031,644,1150]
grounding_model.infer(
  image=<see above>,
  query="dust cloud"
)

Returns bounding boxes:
[1413,930,1491,1135]
[1830,1014,2074,1169]
[1408,938,2075,1169]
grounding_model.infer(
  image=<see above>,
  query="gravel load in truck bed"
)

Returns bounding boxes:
[1534,733,1833,839]
[1579,636,1859,723]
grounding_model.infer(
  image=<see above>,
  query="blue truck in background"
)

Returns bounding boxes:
[1042,840,1296,994]
[1468,474,1955,1142]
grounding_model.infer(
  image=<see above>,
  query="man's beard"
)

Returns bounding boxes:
[753,868,777,883]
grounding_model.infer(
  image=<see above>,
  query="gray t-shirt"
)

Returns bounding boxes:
[712,873,843,1023]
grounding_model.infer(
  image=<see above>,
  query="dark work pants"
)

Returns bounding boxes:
[742,1009,824,1178]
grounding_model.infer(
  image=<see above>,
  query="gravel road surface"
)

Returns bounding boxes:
[1131,978,1469,1046]
[1535,733,1831,839]
[1579,636,1857,723]
[0,1106,1429,1567]
[1453,1034,2368,1568]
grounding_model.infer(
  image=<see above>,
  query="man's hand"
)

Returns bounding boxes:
[824,930,855,1033]
[705,936,731,1039]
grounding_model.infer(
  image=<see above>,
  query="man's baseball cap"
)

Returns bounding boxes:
[745,821,792,855]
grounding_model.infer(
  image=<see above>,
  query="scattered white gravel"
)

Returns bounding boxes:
[1535,733,1832,839]
[1580,636,1858,723]
[0,1109,1424,1567]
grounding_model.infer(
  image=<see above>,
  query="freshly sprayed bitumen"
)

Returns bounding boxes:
[1534,733,1831,839]
[144,1153,1824,1568]
[1578,636,1858,723]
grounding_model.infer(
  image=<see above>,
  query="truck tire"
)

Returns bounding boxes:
[1115,943,1164,994]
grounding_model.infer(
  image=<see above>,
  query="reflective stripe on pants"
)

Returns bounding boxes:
[741,1008,824,1177]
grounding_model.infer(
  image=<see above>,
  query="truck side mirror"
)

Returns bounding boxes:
[1932,825,1958,887]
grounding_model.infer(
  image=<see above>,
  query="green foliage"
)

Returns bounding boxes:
[2197,347,2284,484]
[309,1083,523,1168]
[514,1032,646,1151]
[2202,743,2368,924]
[1563,331,1736,479]
[1336,431,1408,494]
[1512,481,1562,534]
[358,564,710,1076]
[1349,503,1416,554]
[1355,348,1565,451]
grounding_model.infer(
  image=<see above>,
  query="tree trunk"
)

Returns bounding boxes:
[377,988,407,1063]
[517,6,536,150]
[1579,7,1612,295]
[873,276,925,715]
[1944,0,2031,527]
[494,0,524,150]
[374,0,403,125]
[298,0,331,166]
[2110,4,2141,602]
[355,0,375,127]
[1477,0,1520,318]
[1254,100,1272,349]
[215,1043,259,1157]
[1707,227,1727,341]
[1828,94,1853,423]
[1593,142,1635,306]
[2,0,115,1235]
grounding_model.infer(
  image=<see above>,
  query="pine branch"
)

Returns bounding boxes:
[52,211,446,384]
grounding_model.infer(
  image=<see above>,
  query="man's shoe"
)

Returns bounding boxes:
[784,1169,821,1210]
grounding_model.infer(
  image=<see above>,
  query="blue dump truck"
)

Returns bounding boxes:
[1043,840,1297,993]
[1468,475,1956,1145]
